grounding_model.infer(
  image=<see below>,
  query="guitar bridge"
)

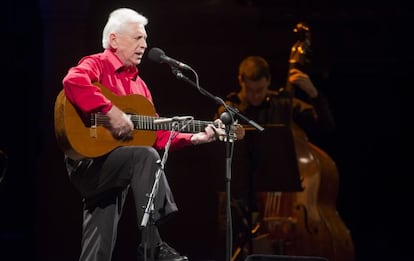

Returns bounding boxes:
[90,113,98,139]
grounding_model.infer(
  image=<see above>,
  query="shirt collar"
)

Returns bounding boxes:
[103,49,139,79]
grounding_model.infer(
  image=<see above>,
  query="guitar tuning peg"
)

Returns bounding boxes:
[218,133,237,143]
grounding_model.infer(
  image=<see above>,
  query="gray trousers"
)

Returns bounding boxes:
[65,146,178,261]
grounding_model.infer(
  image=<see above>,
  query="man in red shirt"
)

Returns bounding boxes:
[61,7,238,261]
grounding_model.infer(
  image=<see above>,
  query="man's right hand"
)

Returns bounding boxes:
[105,105,134,139]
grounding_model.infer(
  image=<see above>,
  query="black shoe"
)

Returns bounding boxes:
[138,241,189,261]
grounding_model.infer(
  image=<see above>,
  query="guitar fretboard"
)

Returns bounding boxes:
[92,113,218,134]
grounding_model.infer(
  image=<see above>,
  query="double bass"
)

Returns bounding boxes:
[251,22,355,261]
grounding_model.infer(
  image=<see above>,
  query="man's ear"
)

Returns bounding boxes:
[109,33,118,49]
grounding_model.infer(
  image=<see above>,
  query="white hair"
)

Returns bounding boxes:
[102,8,148,49]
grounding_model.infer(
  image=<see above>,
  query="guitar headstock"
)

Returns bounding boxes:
[216,121,245,142]
[289,22,312,69]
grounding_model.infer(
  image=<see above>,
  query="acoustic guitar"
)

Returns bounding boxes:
[54,82,240,160]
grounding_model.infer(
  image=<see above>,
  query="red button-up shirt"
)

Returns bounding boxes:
[62,49,192,151]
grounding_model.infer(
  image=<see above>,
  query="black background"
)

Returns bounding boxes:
[0,0,409,260]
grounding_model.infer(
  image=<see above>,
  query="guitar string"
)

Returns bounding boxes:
[92,114,220,132]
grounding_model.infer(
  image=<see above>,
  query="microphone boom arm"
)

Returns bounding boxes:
[173,70,264,131]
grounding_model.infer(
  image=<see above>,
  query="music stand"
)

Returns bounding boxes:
[229,124,303,259]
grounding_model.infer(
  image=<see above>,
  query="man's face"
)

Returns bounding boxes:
[112,23,147,67]
[240,77,270,106]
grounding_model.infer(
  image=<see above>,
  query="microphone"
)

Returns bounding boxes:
[153,116,194,124]
[148,47,191,70]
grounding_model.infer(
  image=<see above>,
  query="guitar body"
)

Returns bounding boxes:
[55,83,242,160]
[54,84,157,160]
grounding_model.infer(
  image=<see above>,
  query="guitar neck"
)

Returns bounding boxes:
[93,114,215,133]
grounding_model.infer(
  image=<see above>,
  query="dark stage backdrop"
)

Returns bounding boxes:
[0,0,409,260]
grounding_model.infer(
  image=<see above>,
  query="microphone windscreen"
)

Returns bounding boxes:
[148,47,165,63]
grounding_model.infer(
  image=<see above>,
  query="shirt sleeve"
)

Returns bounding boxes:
[154,131,193,151]
[62,55,112,114]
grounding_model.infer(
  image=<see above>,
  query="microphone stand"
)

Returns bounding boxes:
[171,67,264,261]
[140,122,181,261]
